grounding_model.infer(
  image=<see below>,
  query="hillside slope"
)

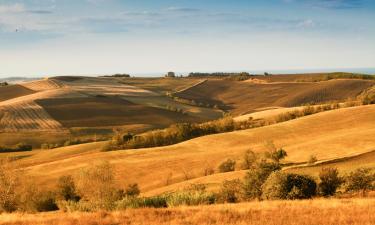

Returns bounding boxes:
[16,105,375,192]
[0,85,35,102]
[175,79,374,115]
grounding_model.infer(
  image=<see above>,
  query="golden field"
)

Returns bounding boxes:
[3,104,373,194]
[0,198,374,225]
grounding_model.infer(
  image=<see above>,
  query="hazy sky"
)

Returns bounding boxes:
[0,0,374,77]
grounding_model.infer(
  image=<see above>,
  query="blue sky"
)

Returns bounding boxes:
[0,0,374,76]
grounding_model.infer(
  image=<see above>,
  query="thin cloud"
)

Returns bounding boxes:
[284,0,363,9]
[166,7,200,12]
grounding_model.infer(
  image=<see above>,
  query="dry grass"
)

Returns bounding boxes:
[175,79,374,115]
[0,198,374,225]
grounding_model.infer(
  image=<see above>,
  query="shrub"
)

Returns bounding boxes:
[345,168,375,196]
[116,196,168,209]
[318,168,344,197]
[241,150,257,170]
[56,175,80,201]
[219,179,243,203]
[359,86,375,105]
[14,143,32,151]
[262,172,317,200]
[33,191,58,212]
[76,161,119,210]
[218,159,236,173]
[167,191,215,207]
[308,155,318,165]
[166,184,215,207]
[264,141,287,163]
[243,160,281,199]
[125,183,140,197]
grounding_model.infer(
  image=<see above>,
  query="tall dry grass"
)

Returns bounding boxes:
[0,198,373,225]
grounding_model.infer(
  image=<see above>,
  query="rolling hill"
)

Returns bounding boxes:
[0,77,221,146]
[174,79,374,115]
[10,104,374,193]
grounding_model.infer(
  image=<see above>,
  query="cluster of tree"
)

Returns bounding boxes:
[106,101,367,152]
[165,72,176,78]
[169,95,225,110]
[0,143,32,153]
[104,117,267,151]
[296,73,375,82]
[0,82,8,86]
[103,74,131,78]
[188,72,251,78]
[41,137,107,150]
[217,148,375,203]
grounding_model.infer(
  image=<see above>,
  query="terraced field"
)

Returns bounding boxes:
[0,101,65,132]
[37,97,202,128]
[175,79,374,115]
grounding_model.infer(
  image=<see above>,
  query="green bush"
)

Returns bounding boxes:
[243,160,281,199]
[116,196,168,209]
[166,191,216,207]
[56,175,80,201]
[262,172,317,200]
[219,179,243,203]
[318,168,343,197]
[218,159,236,173]
[76,161,119,210]
[33,191,59,212]
[345,168,375,196]
[241,150,257,170]
[125,183,140,197]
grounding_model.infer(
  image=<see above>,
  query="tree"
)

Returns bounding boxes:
[243,160,281,199]
[218,159,236,173]
[345,168,375,196]
[262,171,317,200]
[318,168,343,197]
[241,150,257,170]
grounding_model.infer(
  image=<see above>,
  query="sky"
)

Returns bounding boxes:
[0,0,374,77]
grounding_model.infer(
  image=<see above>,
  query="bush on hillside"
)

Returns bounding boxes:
[318,167,343,197]
[264,141,287,163]
[125,183,140,197]
[76,161,119,210]
[241,150,257,170]
[56,175,80,201]
[345,168,375,196]
[218,159,236,173]
[219,179,244,203]
[262,171,317,200]
[243,160,281,199]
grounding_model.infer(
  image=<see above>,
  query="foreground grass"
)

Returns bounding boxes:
[0,198,374,225]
